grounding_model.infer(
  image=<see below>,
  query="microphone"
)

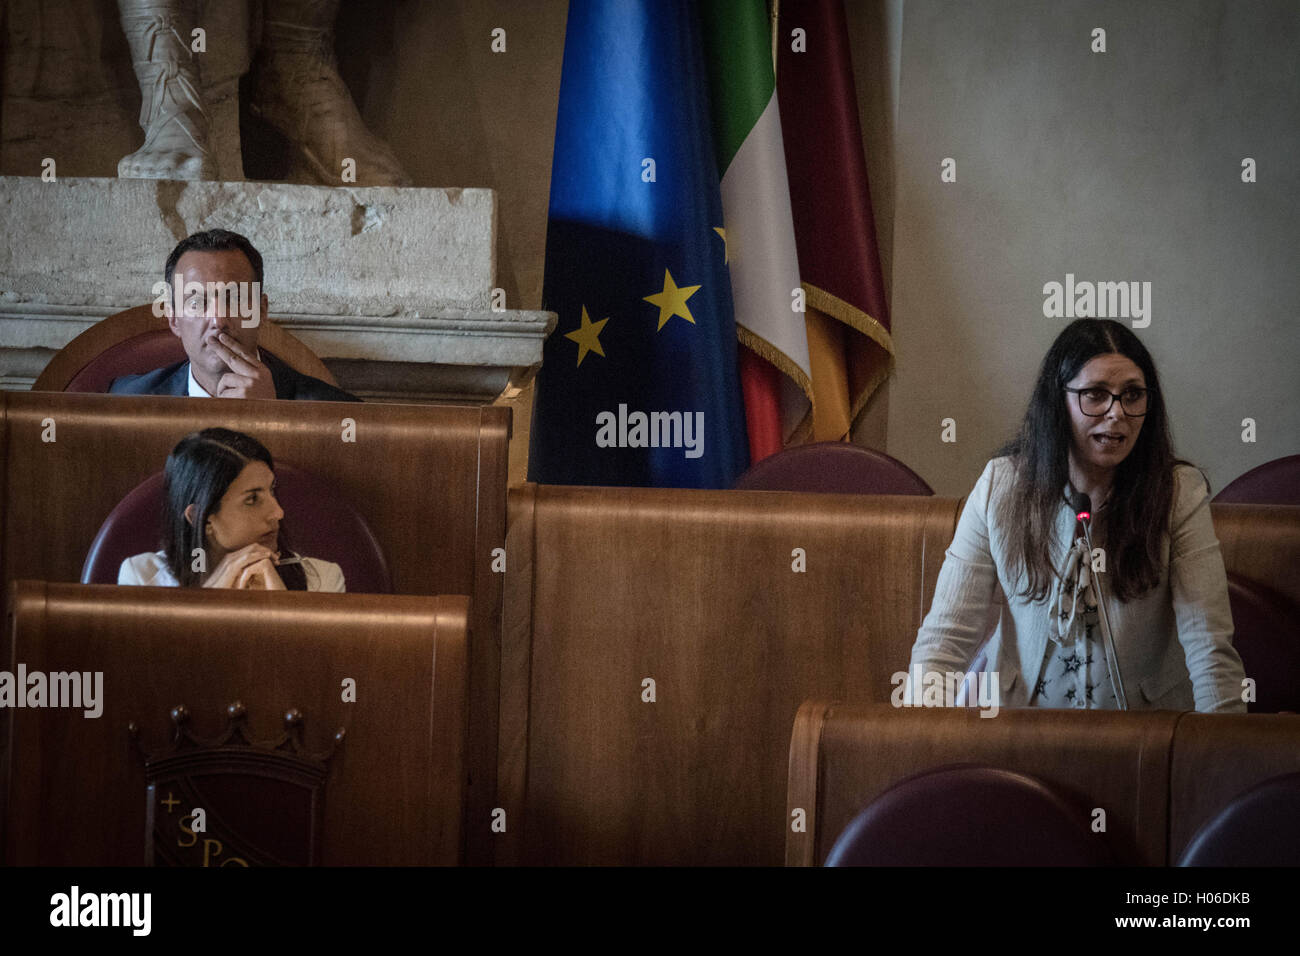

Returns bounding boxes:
[1069,492,1128,709]
[1069,490,1091,527]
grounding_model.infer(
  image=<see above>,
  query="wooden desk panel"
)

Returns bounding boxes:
[786,702,1180,867]
[501,483,961,866]
[3,582,468,865]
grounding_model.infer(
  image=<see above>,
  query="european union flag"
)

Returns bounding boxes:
[528,0,750,488]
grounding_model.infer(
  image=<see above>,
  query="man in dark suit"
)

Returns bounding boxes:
[110,229,359,402]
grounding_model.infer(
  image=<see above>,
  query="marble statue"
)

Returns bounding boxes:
[116,0,411,185]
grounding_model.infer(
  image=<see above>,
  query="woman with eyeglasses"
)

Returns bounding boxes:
[906,318,1244,713]
[117,427,345,591]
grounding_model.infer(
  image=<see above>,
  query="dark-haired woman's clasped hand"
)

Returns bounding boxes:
[202,543,286,590]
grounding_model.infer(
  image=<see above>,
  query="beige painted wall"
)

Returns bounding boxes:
[885,0,1299,496]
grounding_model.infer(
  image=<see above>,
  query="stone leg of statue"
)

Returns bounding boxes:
[117,0,218,180]
[249,0,413,186]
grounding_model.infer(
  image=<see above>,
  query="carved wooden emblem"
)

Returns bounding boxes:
[129,702,343,866]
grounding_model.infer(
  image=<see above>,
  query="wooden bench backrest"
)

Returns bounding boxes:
[500,483,960,865]
[786,702,1179,866]
[3,583,468,865]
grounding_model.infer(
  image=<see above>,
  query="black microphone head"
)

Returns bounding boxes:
[1070,491,1093,523]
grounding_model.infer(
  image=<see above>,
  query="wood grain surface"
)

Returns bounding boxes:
[4,582,468,865]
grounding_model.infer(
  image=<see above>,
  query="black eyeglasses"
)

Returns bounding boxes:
[1064,386,1151,417]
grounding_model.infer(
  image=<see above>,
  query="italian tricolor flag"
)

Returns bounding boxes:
[702,0,813,460]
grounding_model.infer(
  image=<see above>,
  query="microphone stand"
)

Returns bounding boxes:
[1071,492,1128,710]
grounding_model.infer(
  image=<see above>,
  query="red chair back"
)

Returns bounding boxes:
[1178,772,1300,866]
[66,330,187,392]
[33,303,340,392]
[64,330,303,395]
[733,442,933,494]
[825,765,1110,866]
[1228,574,1300,713]
[1214,455,1300,505]
[82,462,392,593]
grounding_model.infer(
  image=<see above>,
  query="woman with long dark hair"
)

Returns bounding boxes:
[118,428,345,591]
[907,319,1244,712]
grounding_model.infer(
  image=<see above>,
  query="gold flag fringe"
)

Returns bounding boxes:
[802,282,896,423]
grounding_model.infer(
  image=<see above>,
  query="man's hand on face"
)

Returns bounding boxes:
[209,331,277,400]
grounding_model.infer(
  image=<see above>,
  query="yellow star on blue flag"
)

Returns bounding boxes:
[643,269,701,330]
[565,305,609,366]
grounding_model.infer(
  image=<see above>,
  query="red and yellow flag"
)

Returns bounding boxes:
[777,0,895,441]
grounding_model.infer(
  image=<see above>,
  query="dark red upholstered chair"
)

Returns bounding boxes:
[32,303,340,393]
[82,462,392,593]
[824,766,1110,866]
[1228,574,1300,713]
[733,442,933,494]
[1213,455,1300,505]
[64,330,190,393]
[1178,772,1300,866]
